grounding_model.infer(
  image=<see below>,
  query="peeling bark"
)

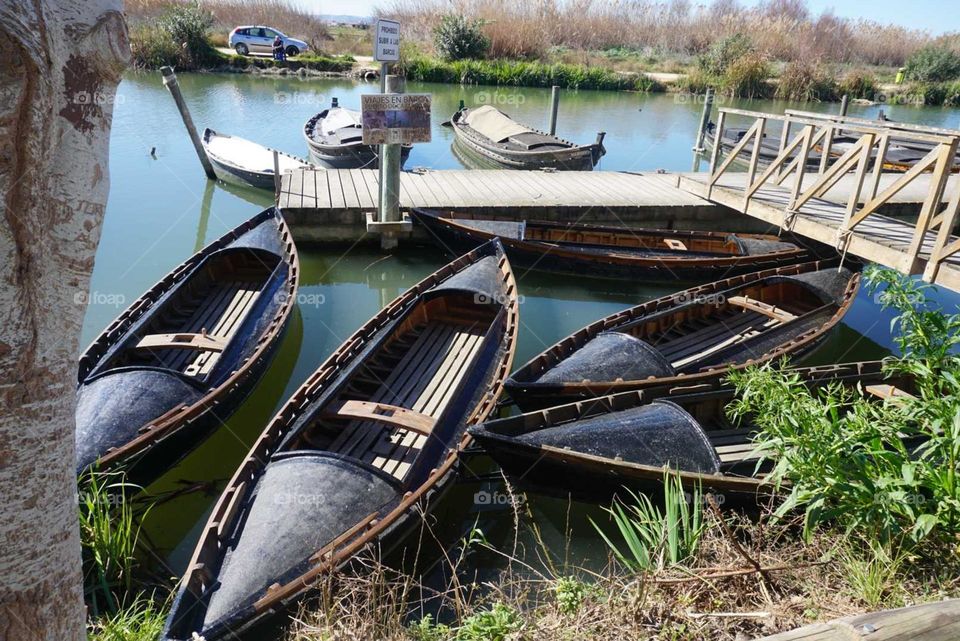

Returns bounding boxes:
[0,1,128,639]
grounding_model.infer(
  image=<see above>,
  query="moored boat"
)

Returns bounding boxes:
[162,240,519,640]
[472,361,915,497]
[202,128,312,190]
[505,258,860,410]
[448,105,605,171]
[412,209,808,280]
[76,208,299,484]
[303,98,412,169]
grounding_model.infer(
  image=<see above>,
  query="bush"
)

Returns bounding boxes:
[433,15,490,61]
[839,69,878,100]
[723,52,772,99]
[697,33,754,76]
[457,603,522,641]
[728,266,960,546]
[776,59,838,101]
[904,45,960,82]
[130,2,220,70]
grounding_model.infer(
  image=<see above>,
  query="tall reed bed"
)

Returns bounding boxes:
[386,0,935,67]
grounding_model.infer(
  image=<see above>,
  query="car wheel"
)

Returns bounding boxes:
[235,43,249,56]
[285,46,299,57]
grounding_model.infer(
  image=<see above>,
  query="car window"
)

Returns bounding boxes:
[255,28,266,37]
[264,29,278,38]
[236,28,248,35]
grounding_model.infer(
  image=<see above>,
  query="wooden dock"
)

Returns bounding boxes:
[277,168,755,244]
[758,600,960,640]
[678,108,960,291]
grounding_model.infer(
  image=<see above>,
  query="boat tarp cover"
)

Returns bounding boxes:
[202,453,397,630]
[429,254,504,302]
[320,108,362,135]
[536,331,676,384]
[516,400,721,474]
[458,219,526,240]
[464,106,534,142]
[779,267,853,305]
[75,370,204,472]
[728,234,797,256]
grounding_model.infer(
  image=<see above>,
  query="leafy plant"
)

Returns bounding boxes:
[591,472,705,571]
[456,603,522,641]
[728,266,960,545]
[723,52,772,99]
[410,614,452,641]
[839,69,878,100]
[433,15,491,61]
[697,33,754,76]
[554,576,592,615]
[87,596,166,641]
[904,45,960,82]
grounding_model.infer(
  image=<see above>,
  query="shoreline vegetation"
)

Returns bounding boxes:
[125,0,960,106]
[83,266,960,640]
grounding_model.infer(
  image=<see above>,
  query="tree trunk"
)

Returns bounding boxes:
[0,1,128,639]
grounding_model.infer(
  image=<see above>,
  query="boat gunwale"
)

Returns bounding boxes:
[202,127,311,175]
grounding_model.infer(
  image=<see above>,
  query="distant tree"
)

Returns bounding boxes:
[433,15,490,61]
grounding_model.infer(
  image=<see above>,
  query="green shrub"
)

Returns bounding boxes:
[457,603,522,641]
[776,60,838,101]
[904,45,960,82]
[554,577,594,615]
[409,614,452,641]
[698,33,754,76]
[433,15,490,61]
[728,266,960,546]
[87,596,166,641]
[130,24,182,69]
[129,2,221,70]
[680,67,722,94]
[839,69,878,100]
[723,52,772,99]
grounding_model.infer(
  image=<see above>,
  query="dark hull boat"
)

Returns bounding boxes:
[162,240,519,640]
[76,209,299,484]
[412,209,808,281]
[303,102,411,169]
[472,361,915,497]
[449,105,605,171]
[202,128,311,191]
[505,258,860,410]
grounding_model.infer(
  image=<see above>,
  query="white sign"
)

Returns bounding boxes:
[374,19,400,62]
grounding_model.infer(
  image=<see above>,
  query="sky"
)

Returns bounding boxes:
[299,0,959,34]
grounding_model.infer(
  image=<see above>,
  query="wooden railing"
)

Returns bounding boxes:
[707,108,960,281]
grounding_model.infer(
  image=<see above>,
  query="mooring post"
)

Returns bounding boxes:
[378,74,405,250]
[548,85,560,136]
[272,150,281,199]
[160,66,216,179]
[839,94,849,117]
[378,62,389,211]
[693,87,715,152]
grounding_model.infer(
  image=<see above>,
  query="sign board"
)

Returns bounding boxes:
[374,18,400,62]
[361,94,431,145]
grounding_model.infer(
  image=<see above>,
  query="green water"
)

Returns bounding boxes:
[87,72,960,590]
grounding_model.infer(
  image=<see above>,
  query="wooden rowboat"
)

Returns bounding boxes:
[505,258,860,410]
[412,209,809,281]
[162,240,519,640]
[471,361,915,498]
[448,105,605,171]
[76,209,299,484]
[202,128,312,191]
[303,99,411,169]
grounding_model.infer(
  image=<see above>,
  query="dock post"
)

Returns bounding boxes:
[379,74,405,250]
[378,62,388,217]
[272,150,281,199]
[160,66,216,180]
[839,94,849,116]
[693,87,715,152]
[548,85,560,135]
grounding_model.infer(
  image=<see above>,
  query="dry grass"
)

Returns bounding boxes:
[282,489,960,641]
[385,0,936,67]
[124,0,331,51]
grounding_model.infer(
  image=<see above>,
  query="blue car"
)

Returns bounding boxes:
[228,25,309,57]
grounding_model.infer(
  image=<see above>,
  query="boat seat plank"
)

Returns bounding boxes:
[865,384,916,401]
[183,284,261,377]
[160,283,239,370]
[658,311,768,362]
[136,332,228,352]
[727,295,797,322]
[321,400,436,434]
[671,314,779,369]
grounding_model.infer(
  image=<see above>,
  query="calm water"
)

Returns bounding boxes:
[88,72,960,586]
